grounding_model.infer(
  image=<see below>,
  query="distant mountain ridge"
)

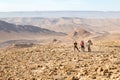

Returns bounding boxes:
[1,11,120,18]
[1,17,120,33]
[0,20,66,35]
[0,20,66,42]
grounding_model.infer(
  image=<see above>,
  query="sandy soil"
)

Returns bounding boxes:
[0,41,120,80]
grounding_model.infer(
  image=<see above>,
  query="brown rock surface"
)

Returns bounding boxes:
[0,41,120,80]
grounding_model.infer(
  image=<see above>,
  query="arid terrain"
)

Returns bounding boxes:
[0,11,120,80]
[1,18,120,33]
[0,40,120,80]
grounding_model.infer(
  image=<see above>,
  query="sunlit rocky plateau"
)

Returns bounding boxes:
[0,40,120,80]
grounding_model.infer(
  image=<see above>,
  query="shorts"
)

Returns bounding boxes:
[81,46,85,48]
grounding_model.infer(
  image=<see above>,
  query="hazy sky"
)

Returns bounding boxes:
[0,0,120,12]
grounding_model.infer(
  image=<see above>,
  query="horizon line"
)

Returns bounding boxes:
[0,10,120,13]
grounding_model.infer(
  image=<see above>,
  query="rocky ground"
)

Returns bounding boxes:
[0,41,120,80]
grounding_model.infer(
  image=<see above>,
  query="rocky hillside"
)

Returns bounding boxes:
[0,41,120,80]
[69,28,92,38]
[1,17,120,33]
[0,20,66,35]
[0,20,66,41]
[93,33,120,40]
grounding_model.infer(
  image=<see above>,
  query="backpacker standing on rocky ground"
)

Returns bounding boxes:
[74,41,80,52]
[87,40,93,52]
[80,40,85,52]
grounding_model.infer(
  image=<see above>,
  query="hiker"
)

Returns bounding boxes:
[80,40,85,52]
[74,41,80,52]
[87,40,93,52]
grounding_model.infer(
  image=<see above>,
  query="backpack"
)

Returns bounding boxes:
[81,41,84,46]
